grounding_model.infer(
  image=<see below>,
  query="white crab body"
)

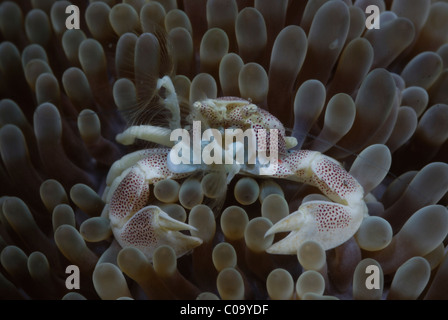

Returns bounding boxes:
[102,76,368,261]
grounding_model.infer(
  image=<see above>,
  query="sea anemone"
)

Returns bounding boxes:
[0,0,447,301]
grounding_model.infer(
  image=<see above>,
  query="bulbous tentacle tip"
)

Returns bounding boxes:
[265,201,364,254]
[113,205,203,262]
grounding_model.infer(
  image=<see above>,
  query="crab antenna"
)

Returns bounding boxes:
[157,75,181,130]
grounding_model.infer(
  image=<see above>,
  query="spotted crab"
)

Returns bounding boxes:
[101,76,368,261]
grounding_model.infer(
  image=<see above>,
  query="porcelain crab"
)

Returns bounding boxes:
[101,76,368,261]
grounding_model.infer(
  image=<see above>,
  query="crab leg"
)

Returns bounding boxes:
[104,148,172,202]
[265,150,367,254]
[115,125,174,147]
[107,148,202,261]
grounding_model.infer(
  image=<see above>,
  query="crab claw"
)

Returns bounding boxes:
[113,205,203,261]
[265,201,364,254]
